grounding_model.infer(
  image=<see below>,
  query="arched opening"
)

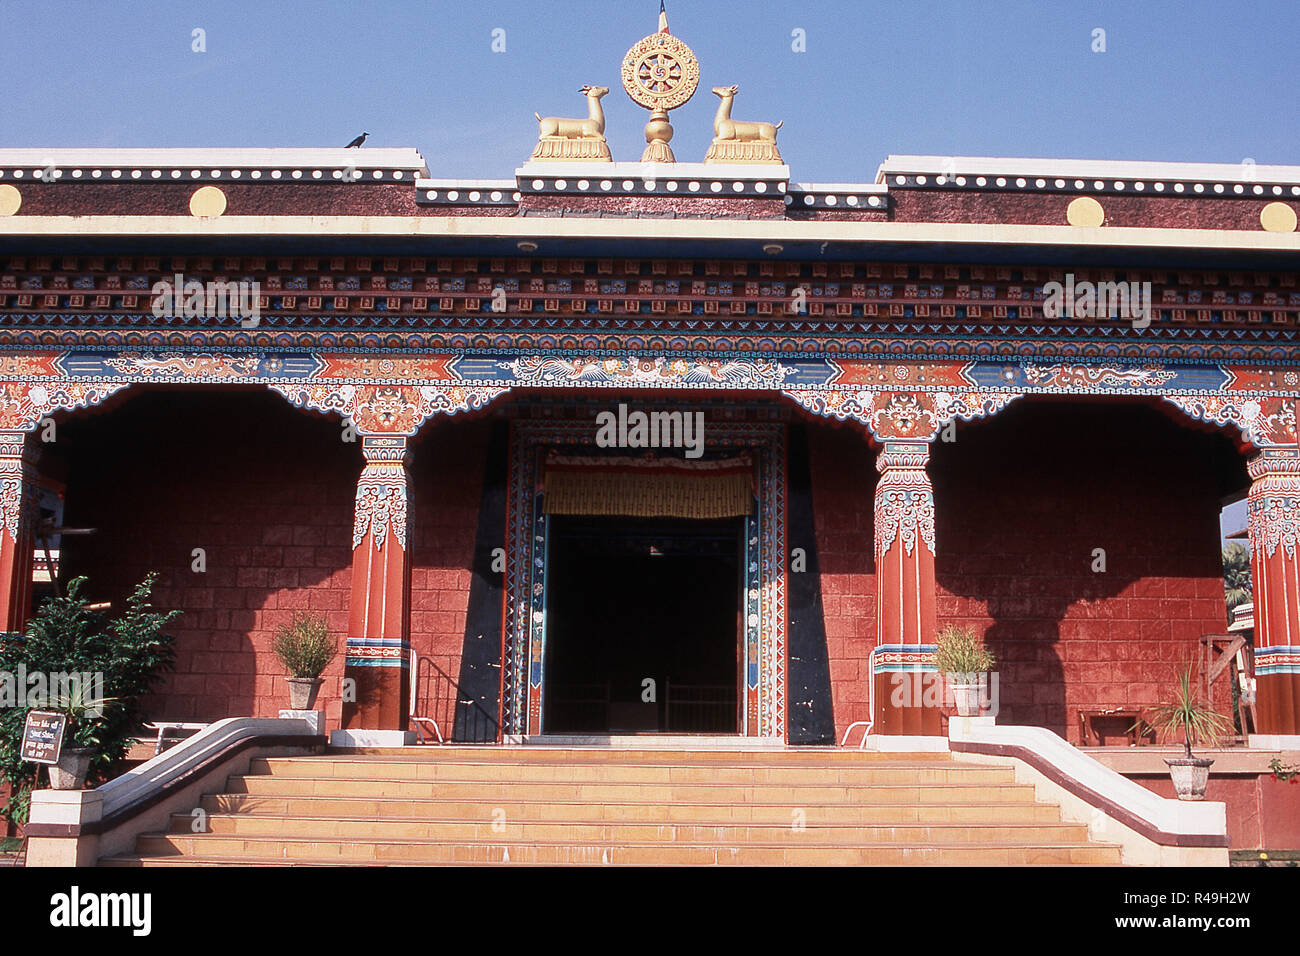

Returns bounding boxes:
[931,397,1248,743]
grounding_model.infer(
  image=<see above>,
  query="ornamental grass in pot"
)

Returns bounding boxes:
[46,686,118,791]
[271,612,338,711]
[1141,666,1234,801]
[934,624,995,718]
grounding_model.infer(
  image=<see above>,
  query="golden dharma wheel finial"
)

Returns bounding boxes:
[621,16,699,164]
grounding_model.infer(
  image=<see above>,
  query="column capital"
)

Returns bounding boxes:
[875,440,931,474]
[360,434,410,465]
[0,429,39,465]
[1248,446,1300,481]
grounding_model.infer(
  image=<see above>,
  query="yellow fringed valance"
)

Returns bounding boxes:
[543,452,755,519]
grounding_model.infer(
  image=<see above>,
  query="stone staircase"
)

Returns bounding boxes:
[100,747,1123,865]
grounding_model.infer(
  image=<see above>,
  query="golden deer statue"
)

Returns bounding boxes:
[704,85,784,165]
[529,85,613,162]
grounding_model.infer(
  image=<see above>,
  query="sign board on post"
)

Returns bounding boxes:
[21,710,66,765]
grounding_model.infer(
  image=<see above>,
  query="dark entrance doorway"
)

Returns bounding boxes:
[543,515,743,734]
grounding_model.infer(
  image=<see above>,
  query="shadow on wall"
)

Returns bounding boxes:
[47,387,359,724]
[407,416,503,744]
[930,399,1245,743]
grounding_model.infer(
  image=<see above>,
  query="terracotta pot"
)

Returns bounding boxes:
[951,683,984,717]
[1166,757,1214,800]
[286,677,323,711]
[48,747,94,790]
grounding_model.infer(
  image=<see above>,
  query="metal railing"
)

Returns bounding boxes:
[409,651,500,744]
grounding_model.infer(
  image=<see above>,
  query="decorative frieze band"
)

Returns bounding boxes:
[871,644,938,675]
[1255,646,1300,677]
[344,637,409,668]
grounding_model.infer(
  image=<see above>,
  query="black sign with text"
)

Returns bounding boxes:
[20,710,66,765]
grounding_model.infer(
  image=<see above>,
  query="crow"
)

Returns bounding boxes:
[345,132,368,148]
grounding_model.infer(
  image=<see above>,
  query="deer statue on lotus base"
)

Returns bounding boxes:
[704,85,784,165]
[529,85,613,162]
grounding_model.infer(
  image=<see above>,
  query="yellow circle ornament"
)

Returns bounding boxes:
[0,184,21,216]
[622,33,700,112]
[189,185,228,218]
[1260,202,1298,233]
[1066,196,1105,228]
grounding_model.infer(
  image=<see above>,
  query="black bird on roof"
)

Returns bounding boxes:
[345,132,368,148]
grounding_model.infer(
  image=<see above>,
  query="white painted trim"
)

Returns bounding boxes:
[522,735,786,750]
[417,178,516,190]
[1248,734,1300,749]
[0,148,428,171]
[516,161,790,181]
[97,716,316,818]
[329,729,416,747]
[860,734,949,753]
[3,215,1298,252]
[949,720,1226,839]
[879,154,1300,184]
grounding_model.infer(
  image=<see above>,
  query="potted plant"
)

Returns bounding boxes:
[1142,666,1234,801]
[45,686,118,791]
[271,611,338,710]
[0,574,180,824]
[934,624,995,717]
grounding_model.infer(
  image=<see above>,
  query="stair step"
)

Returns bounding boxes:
[129,833,1123,866]
[172,813,1092,844]
[201,794,1065,824]
[248,757,1015,786]
[224,777,1041,804]
[118,749,1124,867]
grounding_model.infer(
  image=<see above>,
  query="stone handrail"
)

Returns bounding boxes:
[949,718,1227,847]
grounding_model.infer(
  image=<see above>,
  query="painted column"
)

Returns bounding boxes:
[1247,447,1300,735]
[872,441,941,736]
[342,435,412,735]
[0,431,37,638]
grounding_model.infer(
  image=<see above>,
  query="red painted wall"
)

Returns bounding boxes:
[809,402,1245,745]
[407,418,492,736]
[1134,772,1300,851]
[807,424,877,736]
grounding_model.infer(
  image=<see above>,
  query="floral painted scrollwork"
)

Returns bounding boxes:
[352,437,410,551]
[784,388,1021,442]
[353,481,409,551]
[1165,394,1297,448]
[270,382,510,436]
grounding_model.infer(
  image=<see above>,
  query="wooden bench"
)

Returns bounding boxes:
[1078,707,1143,746]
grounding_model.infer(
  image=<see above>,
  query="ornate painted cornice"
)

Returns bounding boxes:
[0,350,1293,446]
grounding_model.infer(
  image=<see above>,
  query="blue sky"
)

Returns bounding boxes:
[1,1,1297,180]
